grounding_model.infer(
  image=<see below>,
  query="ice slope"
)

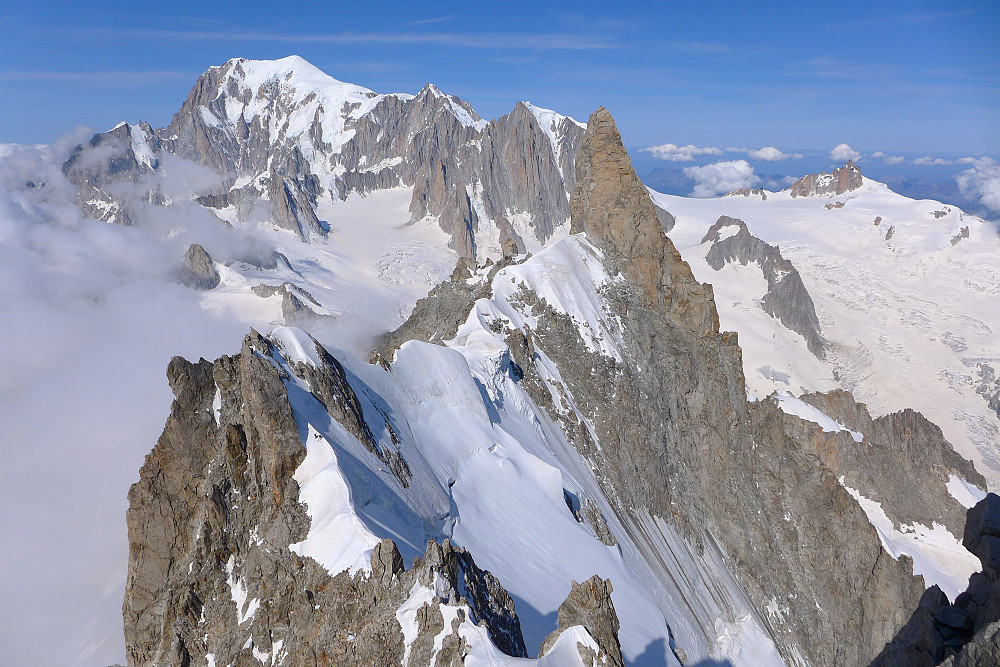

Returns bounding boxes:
[649,180,1000,487]
[268,234,785,667]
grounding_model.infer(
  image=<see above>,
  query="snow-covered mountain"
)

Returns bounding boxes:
[3,56,1000,667]
[650,174,1000,488]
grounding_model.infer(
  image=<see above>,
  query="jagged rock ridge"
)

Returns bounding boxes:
[124,328,621,667]
[701,215,825,356]
[122,104,992,667]
[788,159,863,197]
[65,56,585,260]
[376,106,985,666]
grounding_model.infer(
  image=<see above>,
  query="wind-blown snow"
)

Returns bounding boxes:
[840,478,981,601]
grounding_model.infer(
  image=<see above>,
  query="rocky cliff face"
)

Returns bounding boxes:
[65,57,584,260]
[122,102,991,667]
[701,215,825,356]
[788,160,863,197]
[124,328,621,667]
[378,107,982,666]
[570,107,718,333]
[873,494,1000,667]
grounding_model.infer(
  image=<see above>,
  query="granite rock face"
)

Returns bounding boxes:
[178,243,220,290]
[798,390,986,535]
[570,107,719,334]
[540,576,624,667]
[788,160,863,197]
[701,215,824,356]
[371,106,975,666]
[65,58,584,260]
[123,328,619,666]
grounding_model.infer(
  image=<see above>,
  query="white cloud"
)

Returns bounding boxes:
[957,157,977,164]
[913,156,954,166]
[0,138,278,667]
[830,143,861,162]
[642,142,724,162]
[746,146,804,161]
[957,157,1000,214]
[683,159,760,197]
[871,152,905,165]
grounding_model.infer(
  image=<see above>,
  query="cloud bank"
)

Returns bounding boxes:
[745,146,804,161]
[642,142,724,161]
[0,139,275,667]
[830,143,861,162]
[957,157,1000,215]
[644,143,804,162]
[683,159,760,197]
[872,151,904,165]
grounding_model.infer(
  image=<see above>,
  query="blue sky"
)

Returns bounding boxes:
[1,0,997,200]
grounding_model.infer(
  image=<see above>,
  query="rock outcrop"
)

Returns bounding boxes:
[178,243,220,290]
[788,160,863,197]
[124,328,620,666]
[701,215,824,356]
[724,187,768,200]
[540,576,624,667]
[872,494,1000,667]
[570,107,718,334]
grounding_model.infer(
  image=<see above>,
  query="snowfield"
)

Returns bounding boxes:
[650,180,1000,488]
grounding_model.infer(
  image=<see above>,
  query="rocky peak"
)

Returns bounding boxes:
[788,159,863,197]
[63,57,584,262]
[540,575,624,667]
[178,243,220,290]
[570,106,719,334]
[124,328,625,667]
[701,215,824,356]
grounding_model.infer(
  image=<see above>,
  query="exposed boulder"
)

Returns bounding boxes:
[178,243,220,290]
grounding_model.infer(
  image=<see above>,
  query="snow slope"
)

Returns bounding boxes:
[265,235,785,667]
[650,180,1000,487]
